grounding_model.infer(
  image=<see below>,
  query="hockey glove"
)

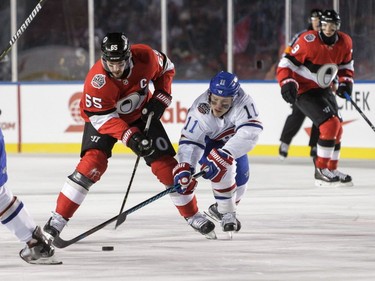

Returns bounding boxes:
[122,127,154,157]
[142,90,172,121]
[202,148,234,183]
[172,162,197,194]
[336,82,353,99]
[280,79,298,104]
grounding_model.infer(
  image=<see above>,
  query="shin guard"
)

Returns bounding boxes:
[151,155,177,186]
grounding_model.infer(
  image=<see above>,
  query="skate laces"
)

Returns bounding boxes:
[221,212,236,226]
[49,212,68,233]
[331,169,348,180]
[188,213,209,229]
[320,168,337,179]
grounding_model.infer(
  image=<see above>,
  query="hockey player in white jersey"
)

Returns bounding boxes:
[0,126,60,264]
[173,71,263,238]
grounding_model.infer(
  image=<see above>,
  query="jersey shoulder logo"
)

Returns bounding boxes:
[303,33,316,42]
[197,103,210,114]
[91,74,106,89]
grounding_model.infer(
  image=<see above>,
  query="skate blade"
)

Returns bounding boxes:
[338,181,354,187]
[205,211,240,233]
[204,230,217,240]
[314,179,340,187]
[27,256,63,265]
[225,231,233,240]
[279,155,286,161]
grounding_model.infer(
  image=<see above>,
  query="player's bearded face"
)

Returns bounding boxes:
[209,94,233,117]
[321,22,338,37]
[106,60,126,78]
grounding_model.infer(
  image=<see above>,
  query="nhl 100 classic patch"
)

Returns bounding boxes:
[198,103,210,114]
[91,74,106,89]
[304,34,316,42]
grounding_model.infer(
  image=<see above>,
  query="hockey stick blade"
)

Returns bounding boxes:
[53,169,207,248]
[53,188,174,248]
[0,0,48,61]
[344,92,375,132]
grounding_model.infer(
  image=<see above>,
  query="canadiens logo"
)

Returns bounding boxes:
[304,34,316,42]
[91,74,106,89]
[198,103,210,114]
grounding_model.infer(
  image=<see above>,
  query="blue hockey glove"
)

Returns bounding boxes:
[202,148,234,183]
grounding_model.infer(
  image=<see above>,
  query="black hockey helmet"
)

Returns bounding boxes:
[310,8,322,19]
[320,9,341,29]
[101,32,131,62]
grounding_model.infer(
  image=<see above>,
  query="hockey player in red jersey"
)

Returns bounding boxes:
[277,10,354,187]
[43,33,202,240]
[279,9,322,160]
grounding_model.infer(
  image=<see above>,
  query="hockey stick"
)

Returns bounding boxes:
[52,169,207,248]
[115,112,154,229]
[0,0,48,61]
[344,92,375,132]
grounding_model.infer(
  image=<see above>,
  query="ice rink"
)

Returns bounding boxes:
[1,154,374,281]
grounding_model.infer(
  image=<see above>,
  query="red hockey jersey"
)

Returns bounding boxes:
[80,44,175,139]
[277,30,354,95]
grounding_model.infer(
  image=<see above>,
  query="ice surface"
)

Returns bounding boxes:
[1,154,374,281]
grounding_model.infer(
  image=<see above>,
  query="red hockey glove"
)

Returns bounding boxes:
[122,127,154,157]
[142,90,172,121]
[280,78,298,104]
[336,82,353,99]
[202,148,234,183]
[172,162,197,194]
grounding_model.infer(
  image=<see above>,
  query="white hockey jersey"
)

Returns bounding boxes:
[177,88,263,168]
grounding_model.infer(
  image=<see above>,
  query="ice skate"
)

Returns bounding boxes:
[206,203,241,232]
[279,142,289,160]
[19,226,62,265]
[186,212,216,239]
[221,212,237,239]
[43,212,68,243]
[314,167,340,187]
[332,169,353,187]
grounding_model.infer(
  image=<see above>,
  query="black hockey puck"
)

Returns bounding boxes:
[102,246,114,251]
